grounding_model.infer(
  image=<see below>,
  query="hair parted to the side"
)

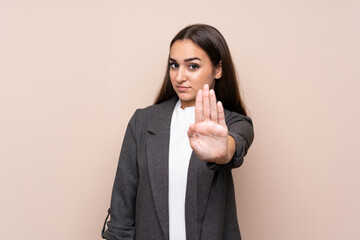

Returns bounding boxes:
[154,23,247,116]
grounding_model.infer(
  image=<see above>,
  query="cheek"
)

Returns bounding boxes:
[192,71,214,86]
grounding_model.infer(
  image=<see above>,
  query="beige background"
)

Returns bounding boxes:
[1,0,359,239]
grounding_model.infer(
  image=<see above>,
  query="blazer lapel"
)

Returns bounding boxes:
[185,152,215,240]
[147,97,177,240]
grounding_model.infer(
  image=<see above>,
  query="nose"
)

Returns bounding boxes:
[175,66,186,82]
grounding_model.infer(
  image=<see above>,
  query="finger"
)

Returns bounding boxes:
[187,124,197,150]
[217,101,226,127]
[202,84,210,121]
[187,123,196,138]
[209,89,218,122]
[195,89,203,123]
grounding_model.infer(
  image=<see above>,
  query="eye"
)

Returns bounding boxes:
[189,64,199,70]
[169,62,179,69]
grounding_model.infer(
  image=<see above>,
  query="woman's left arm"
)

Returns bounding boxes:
[187,84,254,168]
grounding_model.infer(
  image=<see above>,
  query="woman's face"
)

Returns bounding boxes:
[169,39,222,109]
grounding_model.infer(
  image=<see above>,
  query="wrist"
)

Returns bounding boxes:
[215,135,235,165]
[225,135,236,163]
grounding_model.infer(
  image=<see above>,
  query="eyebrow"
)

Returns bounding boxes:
[169,57,201,62]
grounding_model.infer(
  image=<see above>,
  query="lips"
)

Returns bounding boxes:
[177,86,190,92]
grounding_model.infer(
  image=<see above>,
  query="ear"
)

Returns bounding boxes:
[214,61,222,79]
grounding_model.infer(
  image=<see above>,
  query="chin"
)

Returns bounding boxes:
[177,94,195,102]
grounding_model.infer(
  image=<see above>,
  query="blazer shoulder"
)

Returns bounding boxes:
[128,97,178,135]
[127,104,156,132]
[224,109,253,128]
[130,100,170,123]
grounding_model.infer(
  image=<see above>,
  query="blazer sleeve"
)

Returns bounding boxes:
[206,111,254,170]
[102,110,139,240]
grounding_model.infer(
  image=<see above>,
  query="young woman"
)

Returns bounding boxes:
[102,24,254,240]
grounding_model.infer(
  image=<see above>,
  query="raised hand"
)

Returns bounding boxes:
[187,84,235,164]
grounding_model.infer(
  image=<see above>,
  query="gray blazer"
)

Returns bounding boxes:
[102,97,254,240]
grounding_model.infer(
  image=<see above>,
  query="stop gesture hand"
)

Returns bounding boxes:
[187,84,235,164]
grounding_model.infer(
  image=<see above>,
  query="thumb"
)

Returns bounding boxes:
[187,124,198,150]
[187,123,196,138]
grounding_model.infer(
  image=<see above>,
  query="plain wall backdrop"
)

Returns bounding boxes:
[1,0,359,239]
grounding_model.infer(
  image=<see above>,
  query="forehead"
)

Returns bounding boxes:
[170,39,208,60]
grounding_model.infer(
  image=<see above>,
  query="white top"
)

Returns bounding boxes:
[169,100,195,240]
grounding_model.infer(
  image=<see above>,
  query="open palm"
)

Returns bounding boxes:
[187,84,230,164]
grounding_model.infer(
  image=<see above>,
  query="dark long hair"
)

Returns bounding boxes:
[154,24,247,116]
